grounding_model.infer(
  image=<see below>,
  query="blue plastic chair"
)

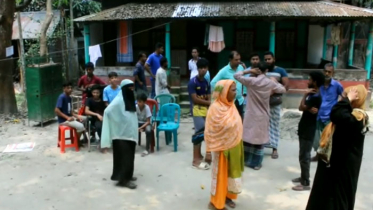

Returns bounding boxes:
[153,94,176,144]
[156,103,181,152]
[153,94,176,123]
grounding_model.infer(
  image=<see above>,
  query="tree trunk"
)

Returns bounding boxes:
[0,0,18,114]
[40,0,54,57]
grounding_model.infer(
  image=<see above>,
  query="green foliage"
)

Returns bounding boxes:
[26,0,102,18]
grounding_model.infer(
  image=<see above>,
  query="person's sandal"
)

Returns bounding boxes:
[117,181,137,189]
[192,162,210,170]
[225,198,236,208]
[292,184,311,191]
[254,165,262,170]
[208,202,227,210]
[141,151,149,157]
[271,151,279,159]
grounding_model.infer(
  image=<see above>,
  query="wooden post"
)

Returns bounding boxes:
[17,12,26,93]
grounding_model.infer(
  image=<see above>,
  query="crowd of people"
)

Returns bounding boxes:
[53,43,369,209]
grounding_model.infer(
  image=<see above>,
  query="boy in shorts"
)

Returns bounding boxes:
[136,93,152,157]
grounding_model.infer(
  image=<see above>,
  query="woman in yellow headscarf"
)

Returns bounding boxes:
[205,80,244,210]
[306,85,369,210]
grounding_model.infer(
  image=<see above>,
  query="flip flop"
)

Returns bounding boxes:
[226,198,236,209]
[271,152,279,159]
[141,151,149,157]
[192,162,210,170]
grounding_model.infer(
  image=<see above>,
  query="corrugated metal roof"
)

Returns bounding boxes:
[12,10,61,40]
[74,1,373,22]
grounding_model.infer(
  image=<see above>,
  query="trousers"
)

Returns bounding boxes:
[299,138,313,186]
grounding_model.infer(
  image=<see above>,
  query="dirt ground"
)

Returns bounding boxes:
[0,111,373,210]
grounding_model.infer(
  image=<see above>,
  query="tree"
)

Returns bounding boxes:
[0,0,33,114]
[40,0,54,57]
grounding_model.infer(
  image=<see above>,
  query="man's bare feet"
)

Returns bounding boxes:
[101,148,109,153]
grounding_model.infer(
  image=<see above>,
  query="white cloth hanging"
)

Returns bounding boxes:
[208,25,225,53]
[89,45,102,66]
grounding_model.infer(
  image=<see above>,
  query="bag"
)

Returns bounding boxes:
[317,123,335,164]
[270,93,283,106]
[191,127,205,145]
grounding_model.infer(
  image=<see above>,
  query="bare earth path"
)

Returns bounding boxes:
[0,112,372,210]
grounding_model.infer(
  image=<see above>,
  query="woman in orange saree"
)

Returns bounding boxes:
[205,80,244,210]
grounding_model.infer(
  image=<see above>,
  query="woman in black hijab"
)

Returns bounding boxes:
[101,79,138,189]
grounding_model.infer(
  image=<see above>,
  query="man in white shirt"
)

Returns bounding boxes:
[189,47,200,80]
[155,57,170,96]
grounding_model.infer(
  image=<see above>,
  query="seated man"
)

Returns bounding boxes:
[103,72,120,106]
[55,82,87,142]
[78,62,106,106]
[84,85,106,142]
[136,93,152,157]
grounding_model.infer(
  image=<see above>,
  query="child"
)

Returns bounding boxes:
[136,93,152,157]
[103,72,120,106]
[85,85,106,143]
[188,58,211,170]
[55,82,87,142]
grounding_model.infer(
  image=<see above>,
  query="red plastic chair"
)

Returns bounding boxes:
[58,125,79,153]
[137,99,158,153]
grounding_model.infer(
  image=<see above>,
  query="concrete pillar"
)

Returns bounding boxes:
[365,22,373,79]
[333,45,338,68]
[322,25,328,59]
[165,23,171,68]
[269,22,275,54]
[348,22,356,66]
[84,24,90,63]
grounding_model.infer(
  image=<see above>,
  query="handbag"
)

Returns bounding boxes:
[270,93,283,106]
[317,123,335,164]
[191,127,205,145]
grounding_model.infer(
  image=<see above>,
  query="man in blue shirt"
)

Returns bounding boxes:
[55,82,87,142]
[312,63,343,161]
[134,52,148,96]
[145,42,164,98]
[264,51,289,159]
[211,51,246,120]
[103,72,120,106]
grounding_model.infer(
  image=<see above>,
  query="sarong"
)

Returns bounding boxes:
[266,105,281,149]
[244,142,264,168]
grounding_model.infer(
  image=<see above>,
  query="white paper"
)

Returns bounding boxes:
[3,142,35,153]
[6,46,14,57]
